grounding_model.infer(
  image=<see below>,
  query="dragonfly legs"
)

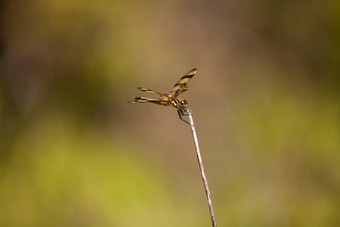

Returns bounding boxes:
[177,108,190,125]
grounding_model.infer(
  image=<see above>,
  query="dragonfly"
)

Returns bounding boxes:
[128,68,197,124]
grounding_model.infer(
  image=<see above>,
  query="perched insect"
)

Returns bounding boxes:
[128,68,197,124]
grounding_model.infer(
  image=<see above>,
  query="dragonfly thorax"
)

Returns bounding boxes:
[171,98,188,109]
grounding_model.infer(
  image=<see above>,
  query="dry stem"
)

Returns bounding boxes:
[187,109,217,227]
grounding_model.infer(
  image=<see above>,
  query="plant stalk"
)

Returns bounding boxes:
[187,109,217,227]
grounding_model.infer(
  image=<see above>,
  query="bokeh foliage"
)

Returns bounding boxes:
[0,0,339,226]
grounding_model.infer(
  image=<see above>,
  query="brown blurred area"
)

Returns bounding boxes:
[0,0,339,226]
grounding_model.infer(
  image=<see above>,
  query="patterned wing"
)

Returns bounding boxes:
[137,87,168,97]
[173,86,189,97]
[170,68,197,97]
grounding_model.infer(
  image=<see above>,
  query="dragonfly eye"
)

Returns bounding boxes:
[180,99,188,106]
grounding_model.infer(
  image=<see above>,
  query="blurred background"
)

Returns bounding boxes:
[0,0,339,226]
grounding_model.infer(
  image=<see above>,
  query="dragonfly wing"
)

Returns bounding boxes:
[173,86,189,97]
[137,87,168,97]
[170,68,197,97]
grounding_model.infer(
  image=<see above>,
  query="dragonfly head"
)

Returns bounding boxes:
[179,99,188,109]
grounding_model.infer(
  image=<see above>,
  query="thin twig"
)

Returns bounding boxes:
[187,109,217,227]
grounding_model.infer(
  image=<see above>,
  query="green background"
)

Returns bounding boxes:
[0,0,339,226]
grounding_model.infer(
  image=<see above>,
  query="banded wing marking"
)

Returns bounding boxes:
[170,68,197,97]
[137,87,168,97]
